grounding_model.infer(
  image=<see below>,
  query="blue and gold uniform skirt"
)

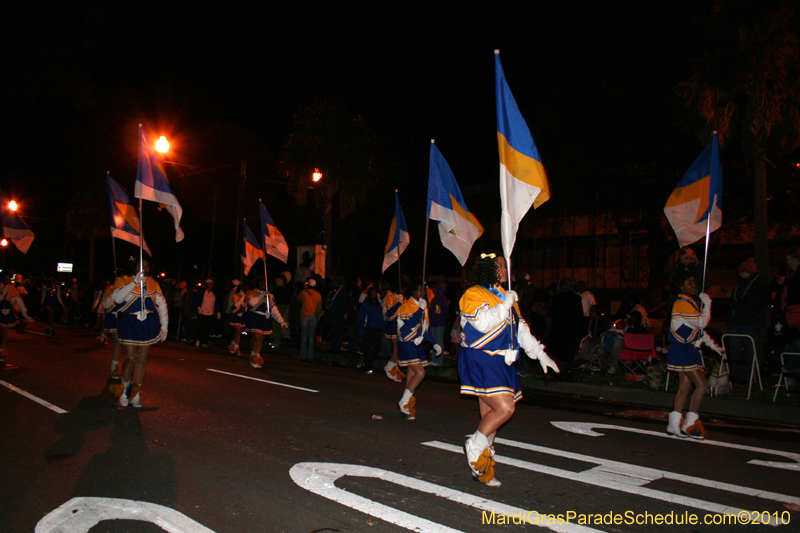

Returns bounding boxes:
[229,308,246,328]
[458,346,522,402]
[0,301,18,328]
[246,311,272,335]
[666,342,703,372]
[117,298,161,346]
[103,312,118,334]
[397,340,429,367]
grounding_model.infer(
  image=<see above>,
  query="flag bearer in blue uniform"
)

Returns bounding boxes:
[102,270,127,397]
[112,259,167,408]
[459,253,558,486]
[245,278,288,369]
[396,278,441,420]
[666,271,711,440]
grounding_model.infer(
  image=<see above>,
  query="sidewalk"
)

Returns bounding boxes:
[247,341,799,428]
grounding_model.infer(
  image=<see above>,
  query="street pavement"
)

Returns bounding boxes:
[2,324,799,532]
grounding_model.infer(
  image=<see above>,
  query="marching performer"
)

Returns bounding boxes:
[227,281,247,356]
[381,280,404,382]
[112,259,167,408]
[245,278,288,369]
[666,271,711,439]
[459,253,558,486]
[0,271,33,364]
[396,278,441,420]
[102,270,127,397]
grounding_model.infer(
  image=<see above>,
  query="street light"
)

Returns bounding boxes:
[156,136,170,153]
[0,239,7,247]
[8,201,18,211]
[312,168,323,182]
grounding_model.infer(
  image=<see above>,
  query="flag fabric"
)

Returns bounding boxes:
[664,133,723,247]
[427,142,484,265]
[241,219,265,276]
[106,174,152,256]
[0,197,34,254]
[259,201,289,263]
[134,125,184,242]
[495,50,551,259]
[382,191,410,273]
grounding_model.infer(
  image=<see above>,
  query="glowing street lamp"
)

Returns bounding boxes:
[8,200,18,211]
[156,136,170,153]
[312,168,323,183]
[0,239,7,247]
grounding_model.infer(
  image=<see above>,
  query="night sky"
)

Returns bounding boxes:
[3,1,747,282]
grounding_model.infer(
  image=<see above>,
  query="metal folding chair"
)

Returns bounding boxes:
[721,334,762,400]
[773,352,800,402]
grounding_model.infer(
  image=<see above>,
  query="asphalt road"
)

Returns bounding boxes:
[2,325,799,532]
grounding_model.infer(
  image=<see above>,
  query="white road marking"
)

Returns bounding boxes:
[290,462,603,533]
[551,421,800,472]
[424,440,785,526]
[207,368,318,393]
[36,497,216,533]
[0,380,67,414]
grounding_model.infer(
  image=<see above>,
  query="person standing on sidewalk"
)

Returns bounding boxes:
[726,258,769,382]
[298,278,322,361]
[459,254,557,487]
[665,271,711,439]
[427,281,449,366]
[195,279,220,348]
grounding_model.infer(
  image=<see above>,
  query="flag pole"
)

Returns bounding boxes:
[138,197,146,321]
[421,140,433,301]
[701,194,717,294]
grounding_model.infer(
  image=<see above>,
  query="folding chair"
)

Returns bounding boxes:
[721,334,763,401]
[618,333,656,381]
[773,352,800,402]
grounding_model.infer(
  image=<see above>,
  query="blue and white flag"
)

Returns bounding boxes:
[664,133,723,247]
[382,190,410,273]
[427,142,484,265]
[135,125,184,242]
[259,201,289,263]
[496,50,551,259]
[242,219,265,276]
[107,174,151,255]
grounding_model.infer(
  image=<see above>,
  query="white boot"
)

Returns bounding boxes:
[666,411,686,438]
[465,431,489,477]
[682,411,705,440]
[118,381,130,407]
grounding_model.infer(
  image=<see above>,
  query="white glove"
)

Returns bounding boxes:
[504,349,519,366]
[418,299,427,310]
[536,352,560,374]
[134,271,144,285]
[433,344,442,356]
[502,290,518,310]
[698,292,711,307]
[159,327,168,342]
[413,336,423,346]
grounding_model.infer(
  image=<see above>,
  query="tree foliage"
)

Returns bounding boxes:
[278,97,386,218]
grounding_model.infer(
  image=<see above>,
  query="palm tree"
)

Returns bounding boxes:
[677,0,800,275]
[278,97,387,274]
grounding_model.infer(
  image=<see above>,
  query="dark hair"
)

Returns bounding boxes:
[469,254,501,288]
[787,247,800,260]
[672,269,695,295]
[405,278,423,297]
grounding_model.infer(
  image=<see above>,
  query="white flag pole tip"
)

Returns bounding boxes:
[431,139,435,144]
[494,49,500,54]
